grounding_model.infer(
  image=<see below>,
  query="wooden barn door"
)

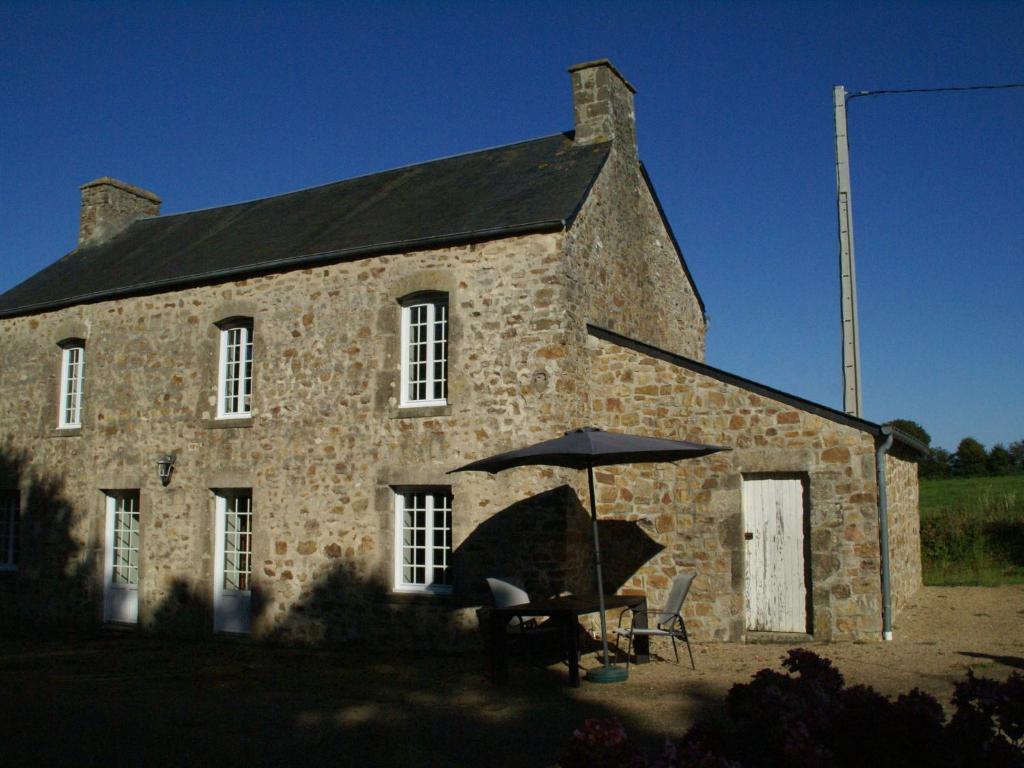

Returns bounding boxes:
[742,476,808,633]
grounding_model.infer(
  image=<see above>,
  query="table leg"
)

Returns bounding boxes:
[490,611,510,685]
[565,614,581,688]
[633,598,650,664]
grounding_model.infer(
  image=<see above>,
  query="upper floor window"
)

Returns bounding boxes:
[0,491,18,571]
[217,320,253,418]
[58,339,85,428]
[400,295,447,407]
[393,489,452,594]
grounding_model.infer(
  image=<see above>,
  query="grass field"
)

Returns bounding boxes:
[919,474,1024,585]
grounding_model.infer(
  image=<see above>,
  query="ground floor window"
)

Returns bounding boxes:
[109,491,140,586]
[213,490,253,634]
[0,491,18,570]
[394,489,452,593]
[104,490,140,624]
[219,491,252,591]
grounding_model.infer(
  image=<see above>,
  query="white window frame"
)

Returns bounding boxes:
[214,491,253,594]
[399,296,448,407]
[0,491,18,572]
[393,489,453,594]
[104,491,140,588]
[216,321,253,419]
[58,341,85,428]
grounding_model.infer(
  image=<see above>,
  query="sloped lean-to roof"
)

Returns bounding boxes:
[0,133,610,317]
[587,324,928,458]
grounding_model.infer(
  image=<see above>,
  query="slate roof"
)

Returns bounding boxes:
[0,133,610,317]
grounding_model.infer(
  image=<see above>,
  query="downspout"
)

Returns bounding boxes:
[875,426,895,641]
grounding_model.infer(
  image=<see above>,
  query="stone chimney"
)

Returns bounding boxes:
[568,59,637,158]
[79,177,161,248]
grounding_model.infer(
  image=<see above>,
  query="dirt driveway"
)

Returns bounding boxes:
[1,586,1021,766]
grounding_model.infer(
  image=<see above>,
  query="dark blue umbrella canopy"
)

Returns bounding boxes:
[449,427,728,475]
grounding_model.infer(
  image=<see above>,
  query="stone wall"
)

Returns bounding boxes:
[885,451,922,616]
[584,333,888,642]
[563,145,706,363]
[0,231,598,647]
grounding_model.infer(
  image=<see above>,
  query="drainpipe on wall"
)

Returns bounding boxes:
[875,426,895,641]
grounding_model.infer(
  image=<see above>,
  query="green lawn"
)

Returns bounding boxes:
[919,474,1024,586]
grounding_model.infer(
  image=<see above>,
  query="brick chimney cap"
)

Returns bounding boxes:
[80,176,161,204]
[567,59,636,93]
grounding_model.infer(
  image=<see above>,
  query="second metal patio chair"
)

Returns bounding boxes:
[615,572,697,670]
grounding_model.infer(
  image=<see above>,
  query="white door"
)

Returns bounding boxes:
[213,491,252,633]
[742,476,807,633]
[103,491,140,624]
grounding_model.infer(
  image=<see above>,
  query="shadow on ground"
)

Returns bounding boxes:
[0,633,724,767]
[957,650,1024,670]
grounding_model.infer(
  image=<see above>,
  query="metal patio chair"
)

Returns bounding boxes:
[615,572,696,670]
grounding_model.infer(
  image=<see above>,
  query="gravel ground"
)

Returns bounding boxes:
[1,586,1020,766]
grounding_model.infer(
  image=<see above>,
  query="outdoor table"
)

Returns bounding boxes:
[489,593,649,687]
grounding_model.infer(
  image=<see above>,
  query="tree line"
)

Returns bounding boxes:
[885,419,1024,480]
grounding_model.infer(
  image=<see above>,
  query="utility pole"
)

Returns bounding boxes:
[833,85,863,418]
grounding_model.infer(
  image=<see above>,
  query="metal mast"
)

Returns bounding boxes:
[833,85,863,417]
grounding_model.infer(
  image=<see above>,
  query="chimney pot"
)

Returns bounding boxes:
[79,177,161,248]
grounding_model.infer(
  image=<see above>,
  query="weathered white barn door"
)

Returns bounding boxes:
[742,476,808,633]
[103,491,140,624]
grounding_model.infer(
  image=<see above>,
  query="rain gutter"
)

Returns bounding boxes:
[875,425,895,641]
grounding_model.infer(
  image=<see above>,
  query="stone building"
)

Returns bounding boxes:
[0,60,922,646]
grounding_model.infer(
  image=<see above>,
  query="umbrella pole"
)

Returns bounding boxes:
[585,467,626,683]
[587,466,611,668]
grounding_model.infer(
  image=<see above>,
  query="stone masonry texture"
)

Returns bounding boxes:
[581,334,916,642]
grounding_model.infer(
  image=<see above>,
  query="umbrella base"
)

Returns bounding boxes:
[586,665,629,684]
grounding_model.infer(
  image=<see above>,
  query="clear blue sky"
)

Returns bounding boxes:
[1,1,1021,452]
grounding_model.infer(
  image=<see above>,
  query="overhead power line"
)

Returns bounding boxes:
[847,82,1024,101]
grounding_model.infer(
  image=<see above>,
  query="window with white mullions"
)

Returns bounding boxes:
[394,489,452,593]
[213,489,253,633]
[110,492,140,586]
[103,490,140,624]
[0,491,18,570]
[400,296,448,406]
[58,341,85,428]
[221,493,252,591]
[217,321,253,418]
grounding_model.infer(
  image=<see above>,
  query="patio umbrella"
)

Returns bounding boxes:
[450,426,729,683]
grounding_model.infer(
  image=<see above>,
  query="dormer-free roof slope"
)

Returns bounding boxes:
[0,133,610,317]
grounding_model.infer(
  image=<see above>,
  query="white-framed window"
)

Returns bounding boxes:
[217,491,253,592]
[108,491,140,586]
[393,489,452,594]
[217,320,253,418]
[0,491,18,571]
[400,295,448,407]
[58,340,85,428]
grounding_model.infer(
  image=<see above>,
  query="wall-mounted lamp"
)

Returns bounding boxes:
[157,453,177,486]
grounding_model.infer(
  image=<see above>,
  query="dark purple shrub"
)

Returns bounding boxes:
[562,717,646,768]
[564,652,1023,768]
